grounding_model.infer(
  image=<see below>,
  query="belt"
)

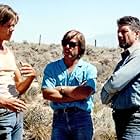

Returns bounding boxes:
[55,107,81,113]
[113,107,140,114]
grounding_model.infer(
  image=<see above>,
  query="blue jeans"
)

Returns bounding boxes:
[113,109,140,140]
[0,108,23,140]
[51,108,93,140]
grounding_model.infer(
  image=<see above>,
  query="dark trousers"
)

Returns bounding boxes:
[112,108,140,140]
[51,108,93,140]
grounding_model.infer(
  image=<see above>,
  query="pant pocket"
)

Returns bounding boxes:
[0,108,8,117]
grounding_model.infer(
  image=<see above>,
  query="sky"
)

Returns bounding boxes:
[1,0,140,47]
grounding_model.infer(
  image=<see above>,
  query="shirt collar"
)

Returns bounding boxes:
[121,42,140,59]
[76,59,83,67]
[128,42,140,54]
[61,58,83,67]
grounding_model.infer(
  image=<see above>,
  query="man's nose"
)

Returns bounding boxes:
[65,44,70,49]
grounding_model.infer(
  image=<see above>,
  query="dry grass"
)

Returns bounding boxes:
[6,41,122,140]
[23,103,52,140]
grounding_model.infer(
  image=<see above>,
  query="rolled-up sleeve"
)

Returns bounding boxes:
[86,65,97,92]
[42,64,56,89]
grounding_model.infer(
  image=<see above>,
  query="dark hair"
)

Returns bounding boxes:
[0,4,19,25]
[117,16,140,32]
[62,30,86,58]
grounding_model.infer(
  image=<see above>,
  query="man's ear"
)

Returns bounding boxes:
[135,31,140,40]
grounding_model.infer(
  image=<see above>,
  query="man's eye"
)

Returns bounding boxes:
[118,30,128,34]
[122,30,129,33]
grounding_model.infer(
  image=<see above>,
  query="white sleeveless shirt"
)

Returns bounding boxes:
[0,47,18,98]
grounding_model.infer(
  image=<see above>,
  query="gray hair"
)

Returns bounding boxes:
[117,16,140,32]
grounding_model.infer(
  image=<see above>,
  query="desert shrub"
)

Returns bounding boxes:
[23,103,53,140]
[94,130,117,140]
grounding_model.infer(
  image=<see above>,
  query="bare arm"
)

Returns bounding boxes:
[0,63,36,112]
[42,88,79,103]
[15,62,36,95]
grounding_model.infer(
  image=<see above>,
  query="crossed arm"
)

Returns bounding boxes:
[15,62,36,95]
[103,54,140,94]
[101,54,140,104]
[42,85,94,103]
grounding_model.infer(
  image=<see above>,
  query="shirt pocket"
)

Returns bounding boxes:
[71,73,85,86]
[57,74,65,86]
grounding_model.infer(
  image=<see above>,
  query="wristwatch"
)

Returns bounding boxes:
[60,86,65,94]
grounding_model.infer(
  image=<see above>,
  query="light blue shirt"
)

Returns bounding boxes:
[42,58,97,112]
[101,43,140,109]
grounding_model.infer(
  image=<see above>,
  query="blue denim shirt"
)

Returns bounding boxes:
[42,58,97,112]
[101,43,140,109]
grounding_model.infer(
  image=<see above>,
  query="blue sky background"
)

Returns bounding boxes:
[1,0,140,47]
